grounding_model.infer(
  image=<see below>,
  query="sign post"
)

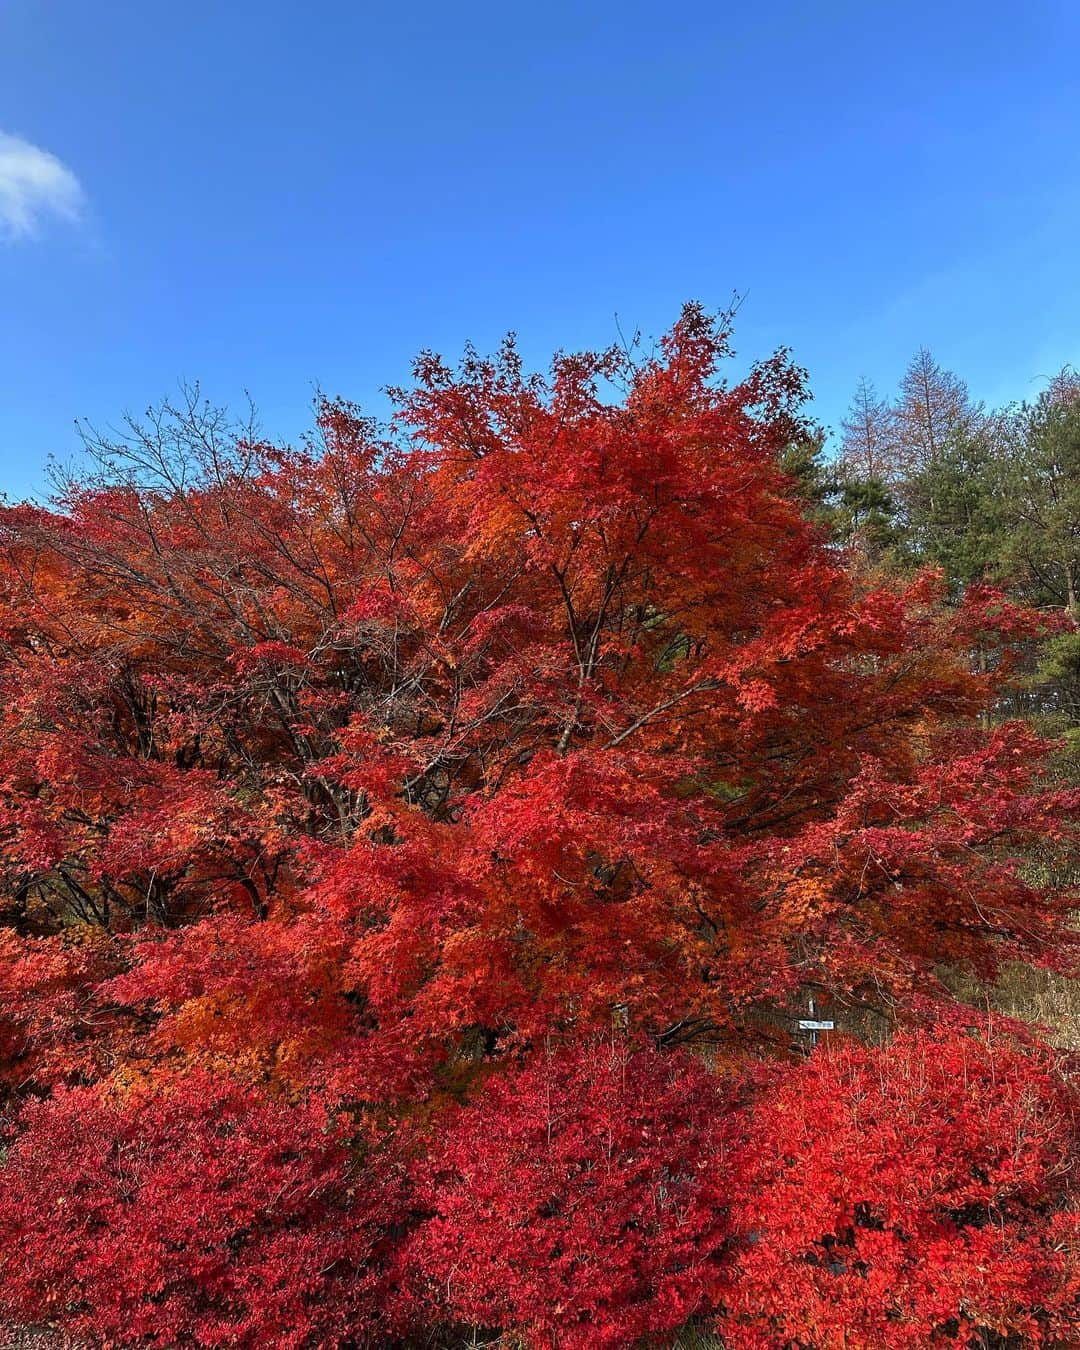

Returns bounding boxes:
[796,996,834,1051]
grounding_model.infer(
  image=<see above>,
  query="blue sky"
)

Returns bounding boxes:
[1,0,1078,500]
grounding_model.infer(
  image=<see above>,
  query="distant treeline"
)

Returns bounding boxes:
[787,354,1080,731]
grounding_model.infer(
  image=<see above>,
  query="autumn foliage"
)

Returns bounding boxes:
[406,1041,734,1349]
[0,1077,408,1347]
[0,307,1078,1346]
[720,1029,1080,1348]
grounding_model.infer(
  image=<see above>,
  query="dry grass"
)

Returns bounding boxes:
[0,1332,69,1349]
[944,960,1080,1050]
[671,1326,725,1349]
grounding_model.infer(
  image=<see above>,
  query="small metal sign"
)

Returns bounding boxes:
[796,997,833,1049]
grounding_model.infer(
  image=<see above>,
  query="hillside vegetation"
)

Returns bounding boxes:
[0,309,1078,1348]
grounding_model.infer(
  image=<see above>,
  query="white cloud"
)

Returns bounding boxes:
[0,132,85,241]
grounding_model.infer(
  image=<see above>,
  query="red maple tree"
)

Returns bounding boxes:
[0,307,1077,1346]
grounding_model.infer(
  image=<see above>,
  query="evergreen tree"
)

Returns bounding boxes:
[998,378,1080,615]
[903,424,1005,594]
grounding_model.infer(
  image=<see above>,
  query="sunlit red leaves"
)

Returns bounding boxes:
[719,1029,1080,1348]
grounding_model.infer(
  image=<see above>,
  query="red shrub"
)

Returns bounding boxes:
[0,1074,408,1348]
[719,1029,1080,1349]
[407,1040,734,1350]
